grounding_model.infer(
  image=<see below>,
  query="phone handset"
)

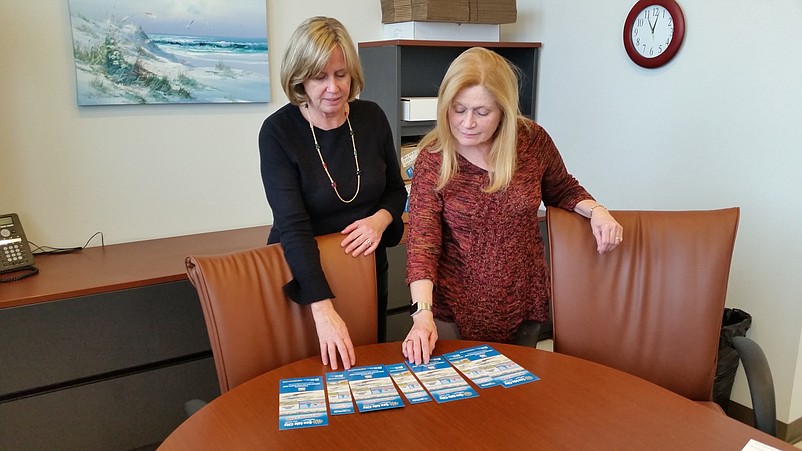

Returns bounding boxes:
[0,213,39,283]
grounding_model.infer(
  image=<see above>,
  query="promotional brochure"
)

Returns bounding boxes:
[325,372,355,415]
[346,365,405,413]
[278,344,539,429]
[406,356,479,403]
[444,344,540,388]
[278,376,328,430]
[386,363,432,404]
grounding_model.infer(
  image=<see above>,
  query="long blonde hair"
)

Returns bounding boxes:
[280,16,364,105]
[418,47,527,193]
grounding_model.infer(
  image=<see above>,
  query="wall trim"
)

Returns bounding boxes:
[728,401,802,444]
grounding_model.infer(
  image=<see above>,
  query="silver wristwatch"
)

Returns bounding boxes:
[409,301,432,316]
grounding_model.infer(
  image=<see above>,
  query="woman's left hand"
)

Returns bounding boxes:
[341,209,392,256]
[590,208,624,254]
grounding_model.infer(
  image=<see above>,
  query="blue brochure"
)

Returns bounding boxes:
[278,377,328,430]
[325,371,355,415]
[386,363,432,404]
[442,345,500,388]
[347,365,405,413]
[407,356,479,403]
[446,344,539,388]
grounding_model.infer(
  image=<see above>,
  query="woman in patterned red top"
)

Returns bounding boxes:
[402,48,623,365]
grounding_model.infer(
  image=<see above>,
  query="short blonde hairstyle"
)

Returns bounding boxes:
[280,16,365,105]
[418,47,528,193]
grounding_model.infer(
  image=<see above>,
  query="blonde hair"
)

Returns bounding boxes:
[280,16,364,105]
[418,47,528,193]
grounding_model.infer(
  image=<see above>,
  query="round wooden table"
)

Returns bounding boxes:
[159,340,793,450]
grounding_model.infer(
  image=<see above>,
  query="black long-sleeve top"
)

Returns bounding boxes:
[259,99,407,304]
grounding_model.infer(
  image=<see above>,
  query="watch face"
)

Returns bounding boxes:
[630,5,675,59]
[409,302,431,316]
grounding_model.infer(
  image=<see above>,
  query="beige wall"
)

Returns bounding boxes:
[1,0,800,425]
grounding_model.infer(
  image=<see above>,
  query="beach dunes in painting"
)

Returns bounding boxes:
[69,4,269,105]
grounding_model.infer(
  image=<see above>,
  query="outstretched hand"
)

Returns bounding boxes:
[401,311,438,365]
[310,299,355,370]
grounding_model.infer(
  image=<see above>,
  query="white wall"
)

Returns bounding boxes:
[504,1,802,424]
[1,0,800,425]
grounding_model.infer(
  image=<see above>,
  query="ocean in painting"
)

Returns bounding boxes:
[68,3,270,105]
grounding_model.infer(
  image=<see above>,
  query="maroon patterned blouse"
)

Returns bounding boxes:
[406,120,592,342]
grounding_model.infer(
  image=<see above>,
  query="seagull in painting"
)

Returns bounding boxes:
[119,12,156,22]
[185,18,194,29]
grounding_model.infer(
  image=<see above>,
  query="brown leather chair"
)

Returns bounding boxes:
[548,207,776,435]
[185,232,378,395]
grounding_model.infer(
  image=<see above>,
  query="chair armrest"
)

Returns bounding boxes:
[731,336,776,437]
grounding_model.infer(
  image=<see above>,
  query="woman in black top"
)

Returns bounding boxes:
[258,16,406,370]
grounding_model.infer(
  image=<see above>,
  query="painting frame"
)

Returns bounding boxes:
[67,0,270,106]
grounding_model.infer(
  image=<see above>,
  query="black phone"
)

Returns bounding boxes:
[1,213,38,282]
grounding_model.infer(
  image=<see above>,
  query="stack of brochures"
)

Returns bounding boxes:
[278,344,538,430]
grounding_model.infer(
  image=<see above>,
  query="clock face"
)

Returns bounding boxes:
[630,5,675,59]
[623,0,685,68]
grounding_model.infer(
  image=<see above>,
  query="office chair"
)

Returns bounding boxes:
[183,232,378,414]
[548,207,776,436]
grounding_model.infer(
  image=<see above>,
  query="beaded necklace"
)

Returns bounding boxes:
[305,103,360,203]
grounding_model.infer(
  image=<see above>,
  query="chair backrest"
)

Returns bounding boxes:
[548,208,739,402]
[186,233,377,394]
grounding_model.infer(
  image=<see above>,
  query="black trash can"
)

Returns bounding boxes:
[713,308,752,412]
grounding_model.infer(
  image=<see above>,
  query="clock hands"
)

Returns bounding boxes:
[647,13,658,35]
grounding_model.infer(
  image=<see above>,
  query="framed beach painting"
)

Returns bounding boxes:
[68,0,270,105]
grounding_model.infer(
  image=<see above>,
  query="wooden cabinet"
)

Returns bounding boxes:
[0,226,269,450]
[0,282,219,450]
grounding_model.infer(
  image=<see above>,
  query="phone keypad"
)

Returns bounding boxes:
[2,243,29,266]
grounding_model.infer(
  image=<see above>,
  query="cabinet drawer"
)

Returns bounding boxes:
[0,357,218,451]
[0,281,209,397]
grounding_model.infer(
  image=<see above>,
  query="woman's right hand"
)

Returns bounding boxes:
[402,311,438,365]
[310,299,355,370]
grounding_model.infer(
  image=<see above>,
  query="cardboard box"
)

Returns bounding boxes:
[381,0,517,24]
[401,97,438,121]
[383,21,500,41]
[400,143,420,180]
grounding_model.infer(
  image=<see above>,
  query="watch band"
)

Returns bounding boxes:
[409,301,432,316]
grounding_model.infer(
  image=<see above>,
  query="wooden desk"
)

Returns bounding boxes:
[0,226,270,450]
[159,341,794,450]
[0,226,270,309]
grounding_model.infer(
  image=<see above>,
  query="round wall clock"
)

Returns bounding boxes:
[623,0,685,68]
